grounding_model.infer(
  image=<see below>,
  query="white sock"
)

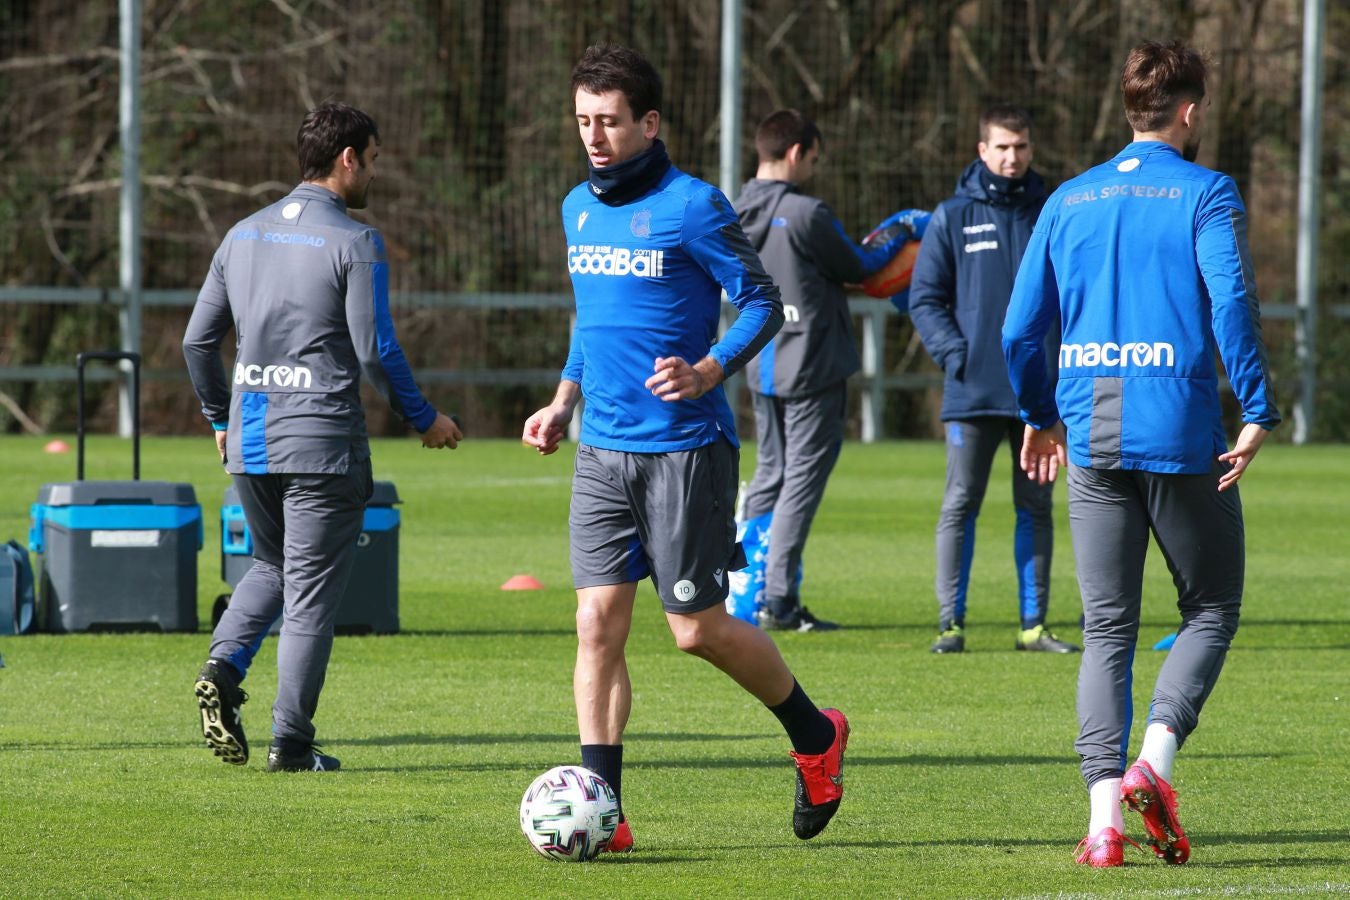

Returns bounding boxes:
[1138,722,1179,783]
[1088,777,1124,835]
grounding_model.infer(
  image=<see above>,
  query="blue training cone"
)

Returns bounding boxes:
[1153,632,1178,651]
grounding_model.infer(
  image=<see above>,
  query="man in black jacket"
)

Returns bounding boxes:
[735,109,913,632]
[909,104,1076,655]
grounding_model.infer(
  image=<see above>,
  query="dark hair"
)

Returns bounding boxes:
[754,109,822,162]
[1121,41,1208,133]
[570,43,662,120]
[979,104,1033,142]
[297,102,380,181]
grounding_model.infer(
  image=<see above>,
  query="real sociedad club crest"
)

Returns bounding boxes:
[630,209,652,238]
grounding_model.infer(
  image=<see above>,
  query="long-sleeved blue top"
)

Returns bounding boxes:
[561,166,784,452]
[1003,141,1280,474]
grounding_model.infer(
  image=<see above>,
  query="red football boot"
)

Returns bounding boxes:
[788,708,850,839]
[1074,826,1141,867]
[605,819,634,854]
[1121,761,1190,864]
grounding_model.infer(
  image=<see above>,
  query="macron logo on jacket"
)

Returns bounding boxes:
[233,362,314,388]
[1059,341,1175,370]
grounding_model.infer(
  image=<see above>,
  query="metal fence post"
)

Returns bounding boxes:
[118,0,142,440]
[1294,0,1326,444]
[860,305,884,443]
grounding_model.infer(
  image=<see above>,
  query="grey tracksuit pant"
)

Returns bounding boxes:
[936,417,1054,631]
[1068,462,1244,788]
[740,383,847,613]
[210,459,373,744]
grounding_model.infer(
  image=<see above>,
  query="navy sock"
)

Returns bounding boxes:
[768,680,834,755]
[580,743,624,820]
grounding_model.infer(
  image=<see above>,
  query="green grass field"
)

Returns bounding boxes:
[1,435,1347,897]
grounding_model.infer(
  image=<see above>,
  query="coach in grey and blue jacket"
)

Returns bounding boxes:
[735,109,912,632]
[183,103,460,773]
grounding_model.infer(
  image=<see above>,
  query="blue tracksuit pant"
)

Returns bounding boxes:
[935,416,1054,631]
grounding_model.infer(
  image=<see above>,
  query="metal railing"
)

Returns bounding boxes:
[6,286,1345,440]
[0,288,943,442]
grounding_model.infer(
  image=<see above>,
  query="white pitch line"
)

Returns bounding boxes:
[1020,882,1350,900]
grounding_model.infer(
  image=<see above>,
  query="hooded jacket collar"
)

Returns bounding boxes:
[954,160,1047,209]
[735,178,798,249]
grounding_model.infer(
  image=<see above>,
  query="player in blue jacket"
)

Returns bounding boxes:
[1003,41,1279,867]
[522,44,849,851]
[909,105,1077,655]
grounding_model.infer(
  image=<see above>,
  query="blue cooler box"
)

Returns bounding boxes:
[219,481,400,635]
[29,481,202,633]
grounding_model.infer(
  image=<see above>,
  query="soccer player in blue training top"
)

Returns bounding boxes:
[735,108,917,633]
[184,102,461,773]
[522,44,849,851]
[909,104,1079,656]
[1003,40,1280,867]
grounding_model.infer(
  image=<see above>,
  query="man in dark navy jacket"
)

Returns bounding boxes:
[909,105,1076,655]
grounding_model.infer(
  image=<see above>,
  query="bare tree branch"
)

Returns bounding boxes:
[12,89,109,148]
[746,5,824,104]
[58,175,292,199]
[895,327,926,374]
[172,45,235,118]
[817,2,921,114]
[177,184,223,246]
[38,205,90,287]
[0,49,118,72]
[948,23,989,92]
[0,29,341,74]
[745,58,787,113]
[0,389,44,435]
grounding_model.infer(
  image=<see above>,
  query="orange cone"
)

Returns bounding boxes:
[501,574,545,591]
[44,439,70,454]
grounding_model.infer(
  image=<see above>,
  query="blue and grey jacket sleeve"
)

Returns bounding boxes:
[907,204,968,377]
[684,189,784,376]
[182,246,233,430]
[809,203,910,284]
[1197,178,1281,429]
[1002,227,1061,429]
[344,228,439,432]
